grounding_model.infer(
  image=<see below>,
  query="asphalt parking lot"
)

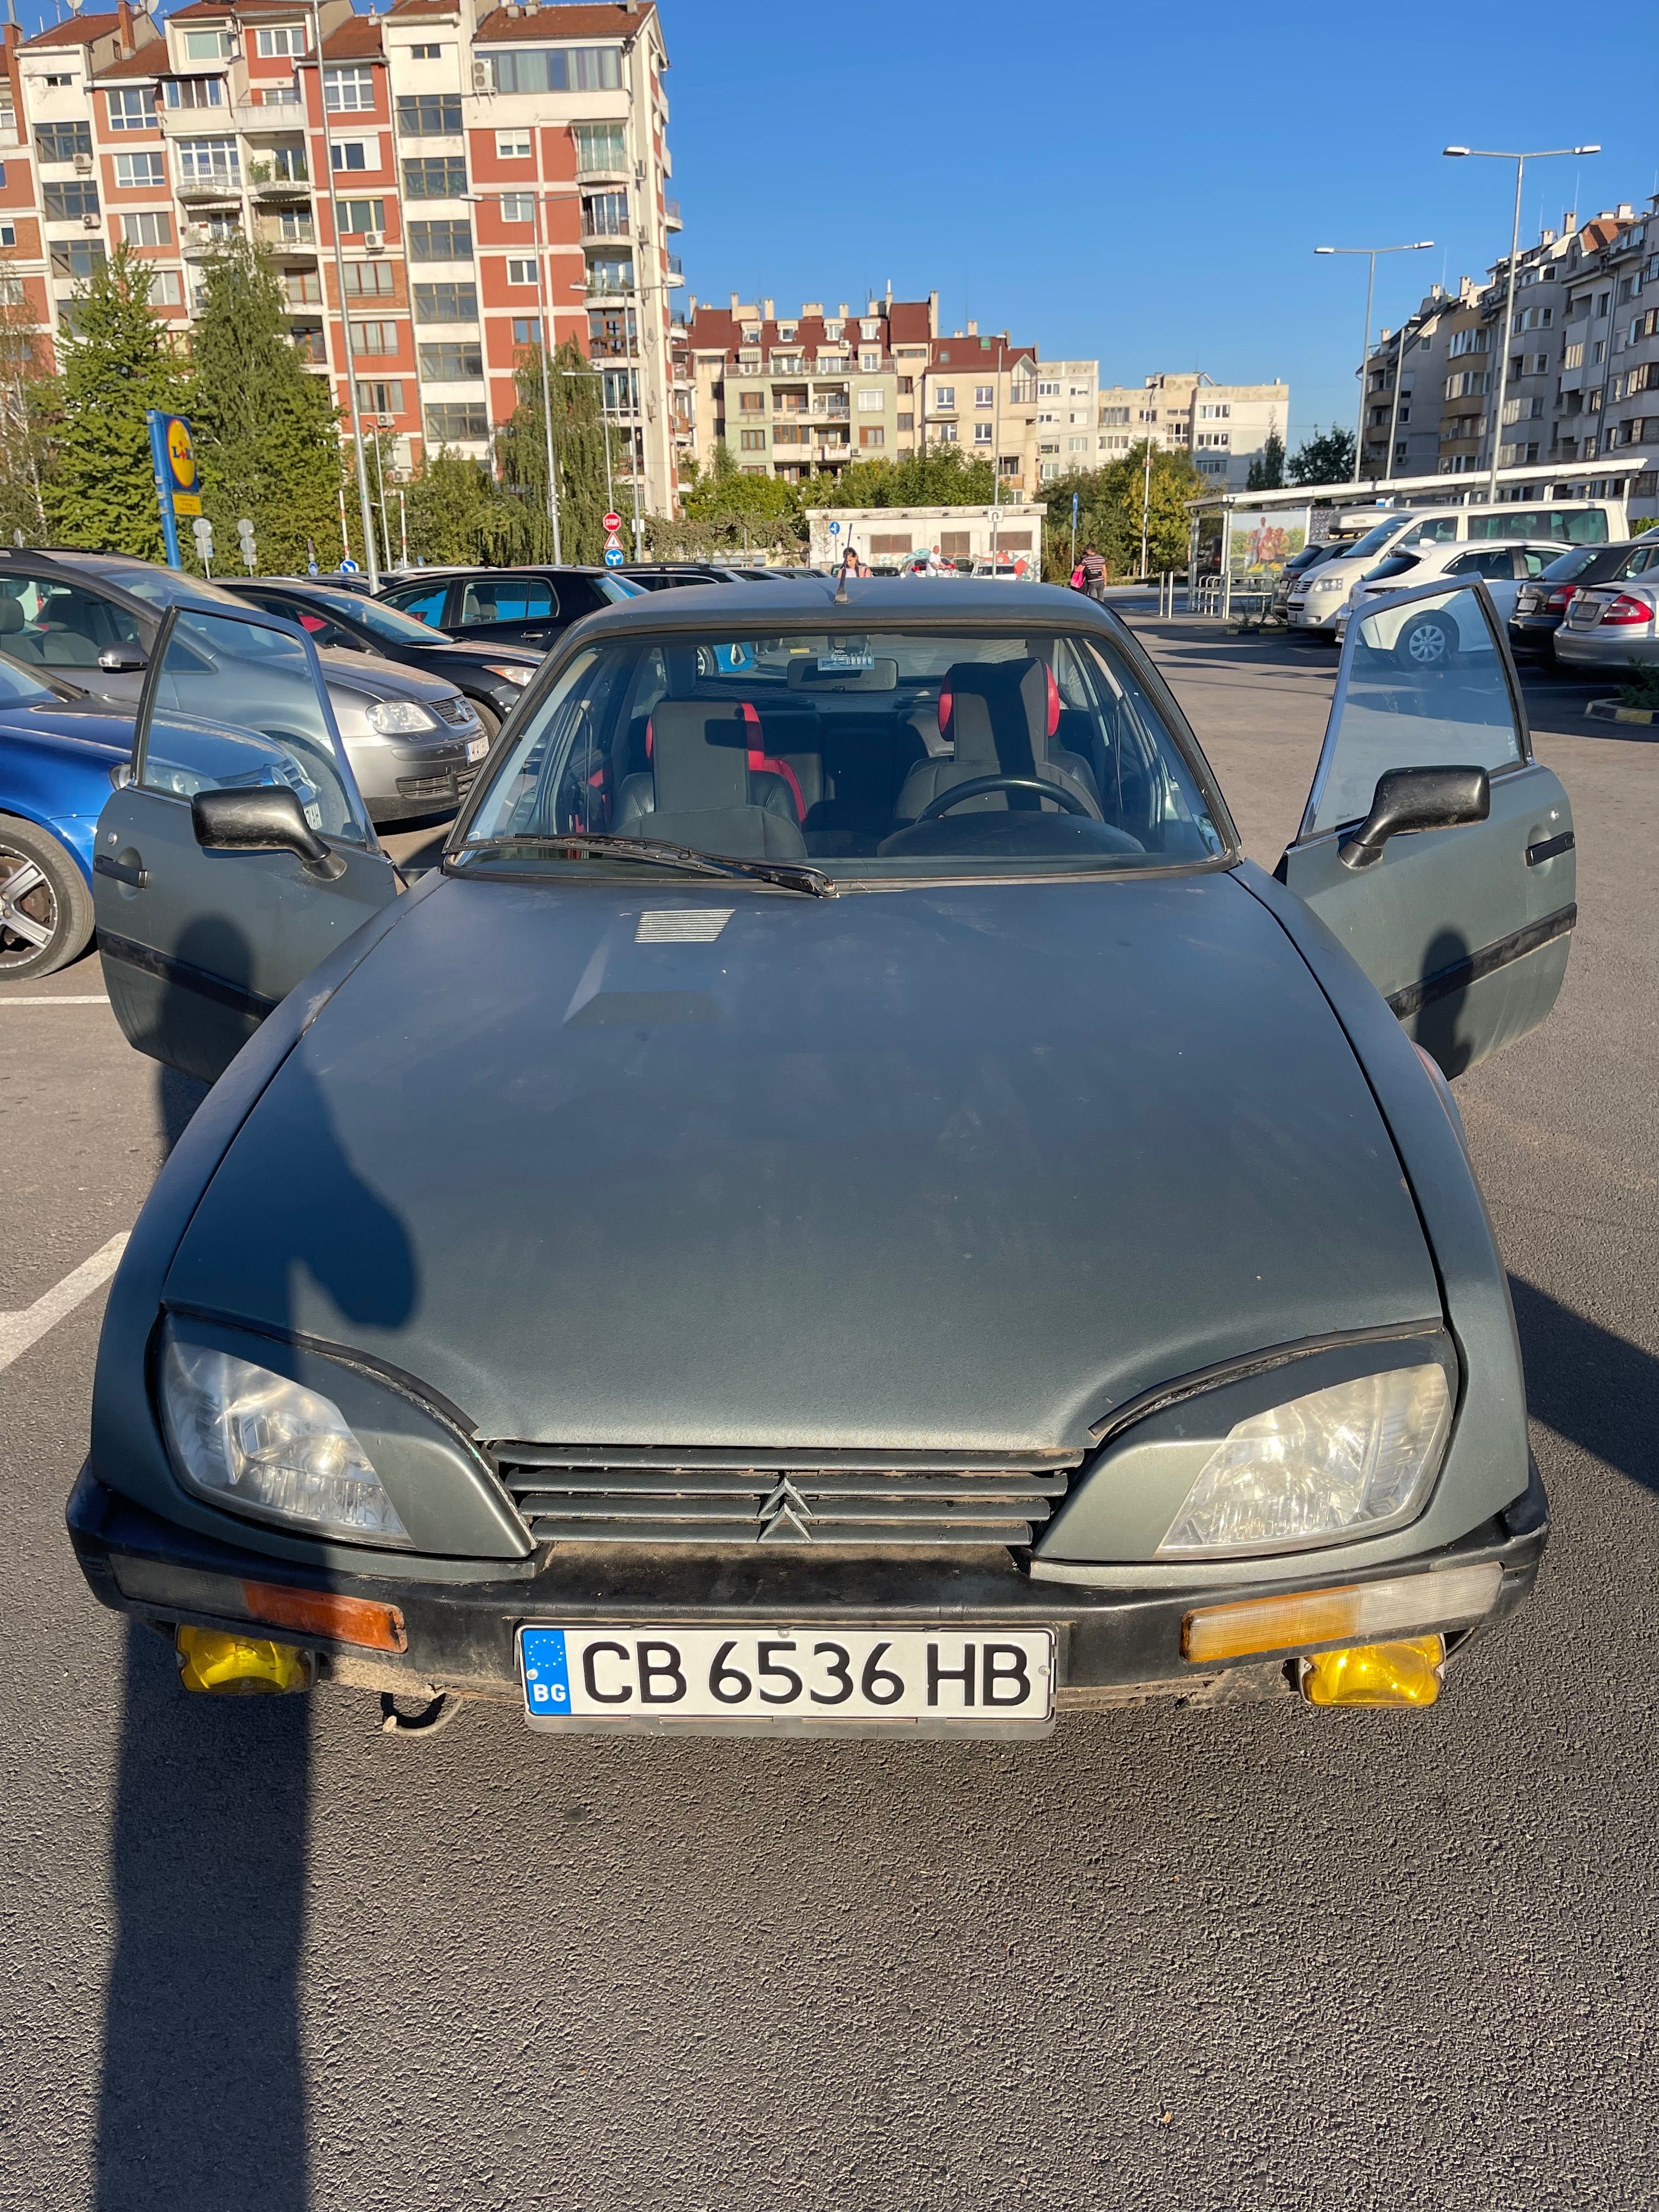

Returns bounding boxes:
[3,618,1656,2212]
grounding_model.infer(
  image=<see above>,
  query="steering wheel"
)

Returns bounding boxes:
[916,775,1091,822]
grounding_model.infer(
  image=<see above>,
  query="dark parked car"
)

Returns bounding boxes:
[72,575,1572,1735]
[375,565,641,650]
[219,578,540,740]
[615,565,780,591]
[1508,540,1641,657]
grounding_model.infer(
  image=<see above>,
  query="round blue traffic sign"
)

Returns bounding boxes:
[828,521,841,535]
[603,546,625,567]
[340,558,360,574]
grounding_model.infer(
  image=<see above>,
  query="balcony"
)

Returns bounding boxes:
[159,104,234,138]
[176,172,242,204]
[233,94,303,131]
[580,210,632,242]
[663,196,681,232]
[249,167,310,201]
[181,223,241,259]
[574,159,630,188]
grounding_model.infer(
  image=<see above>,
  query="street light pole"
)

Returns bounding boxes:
[308,0,380,589]
[1443,144,1600,504]
[557,364,616,520]
[1314,240,1434,485]
[465,187,581,562]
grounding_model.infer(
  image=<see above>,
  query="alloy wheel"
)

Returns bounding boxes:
[0,848,58,971]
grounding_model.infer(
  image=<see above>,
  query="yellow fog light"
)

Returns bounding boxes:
[176,1624,314,1696]
[1301,1636,1445,1708]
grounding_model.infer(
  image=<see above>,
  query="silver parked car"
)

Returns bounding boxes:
[1551,540,1659,671]
[0,551,486,824]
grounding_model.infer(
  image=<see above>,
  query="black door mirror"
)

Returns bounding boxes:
[98,644,148,674]
[191,785,347,880]
[1339,764,1491,871]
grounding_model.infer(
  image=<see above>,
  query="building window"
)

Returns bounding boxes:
[324,66,375,112]
[112,152,165,189]
[1446,327,1489,358]
[255,24,308,55]
[42,74,72,89]
[176,139,239,185]
[495,129,531,159]
[336,199,385,235]
[972,422,991,444]
[37,122,93,162]
[738,427,768,450]
[182,29,230,58]
[859,349,881,371]
[50,240,106,281]
[856,387,884,411]
[349,319,399,354]
[581,189,628,239]
[737,390,764,414]
[487,46,621,94]
[151,268,183,306]
[121,210,172,247]
[106,88,153,133]
[331,140,370,172]
[278,211,317,246]
[859,425,884,448]
[0,221,12,249]
[932,385,955,411]
[413,281,477,323]
[936,422,958,443]
[588,305,635,356]
[281,269,321,306]
[409,43,443,59]
[397,93,460,136]
[573,122,626,171]
[973,384,994,407]
[356,380,404,415]
[896,412,913,431]
[1196,402,1232,419]
[602,366,637,410]
[162,76,224,109]
[505,257,537,286]
[510,318,541,347]
[585,255,633,292]
[425,401,488,441]
[409,218,470,261]
[42,182,99,221]
[343,259,393,296]
[499,192,534,224]
[402,157,467,202]
[419,340,482,380]
[1068,436,1087,452]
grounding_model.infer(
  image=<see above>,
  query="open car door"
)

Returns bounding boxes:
[1277,577,1575,1079]
[93,602,399,1085]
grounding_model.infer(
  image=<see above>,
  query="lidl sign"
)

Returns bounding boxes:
[148,410,201,567]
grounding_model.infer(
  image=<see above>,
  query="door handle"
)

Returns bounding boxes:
[1525,831,1574,867]
[94,854,148,889]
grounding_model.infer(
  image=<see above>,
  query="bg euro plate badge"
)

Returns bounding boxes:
[518,1626,1056,1735]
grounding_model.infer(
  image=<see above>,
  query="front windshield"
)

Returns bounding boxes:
[97,566,250,613]
[1344,519,1413,562]
[0,650,66,706]
[460,627,1229,881]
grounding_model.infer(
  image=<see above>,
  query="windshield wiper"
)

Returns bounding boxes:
[453,830,834,898]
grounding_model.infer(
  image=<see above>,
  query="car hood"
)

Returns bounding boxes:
[0,702,133,760]
[314,648,460,702]
[164,871,1442,1451]
[423,638,542,669]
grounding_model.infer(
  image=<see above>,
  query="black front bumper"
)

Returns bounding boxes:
[67,1461,1551,1716]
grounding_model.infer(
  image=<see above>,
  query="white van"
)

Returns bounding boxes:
[1286,498,1626,636]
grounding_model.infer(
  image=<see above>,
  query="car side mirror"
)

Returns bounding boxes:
[191,785,347,881]
[98,645,148,674]
[1339,764,1491,871]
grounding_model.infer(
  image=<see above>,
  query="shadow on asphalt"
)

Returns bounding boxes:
[1511,1274,1659,1496]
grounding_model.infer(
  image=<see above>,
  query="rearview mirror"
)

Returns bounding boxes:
[191,785,347,881]
[1339,764,1491,871]
[98,645,148,674]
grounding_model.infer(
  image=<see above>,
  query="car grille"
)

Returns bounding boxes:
[494,1444,1081,1547]
[432,695,476,729]
[396,765,477,801]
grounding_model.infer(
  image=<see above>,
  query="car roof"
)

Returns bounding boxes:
[558,575,1108,639]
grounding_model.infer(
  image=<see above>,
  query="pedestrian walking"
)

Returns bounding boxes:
[1080,545,1107,602]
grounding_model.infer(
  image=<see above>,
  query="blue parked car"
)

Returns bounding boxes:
[0,650,133,980]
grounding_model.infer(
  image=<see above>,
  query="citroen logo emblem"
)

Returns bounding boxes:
[757,1476,815,1542]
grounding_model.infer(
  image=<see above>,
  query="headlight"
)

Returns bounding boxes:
[1309,574,1347,594]
[161,1336,409,1544]
[1156,1364,1452,1557]
[365,698,439,734]
[486,662,533,686]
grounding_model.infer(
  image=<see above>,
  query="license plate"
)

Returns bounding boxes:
[518,1625,1055,1731]
[466,735,490,761]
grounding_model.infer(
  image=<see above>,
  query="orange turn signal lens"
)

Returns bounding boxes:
[1181,1562,1502,1666]
[240,1579,408,1654]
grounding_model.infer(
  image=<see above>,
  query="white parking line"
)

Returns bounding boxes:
[0,995,110,1006]
[0,1234,129,1374]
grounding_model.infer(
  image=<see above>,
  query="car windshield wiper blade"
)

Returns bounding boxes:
[454,830,834,898]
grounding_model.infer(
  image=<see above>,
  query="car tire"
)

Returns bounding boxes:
[0,815,94,981]
[1396,614,1457,670]
[470,701,501,743]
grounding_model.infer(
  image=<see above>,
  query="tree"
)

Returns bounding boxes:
[494,339,618,565]
[795,442,998,511]
[1288,426,1356,487]
[46,244,188,558]
[1036,443,1206,580]
[1246,428,1285,492]
[0,303,57,545]
[188,240,346,573]
[401,448,504,567]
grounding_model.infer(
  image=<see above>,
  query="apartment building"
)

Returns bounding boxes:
[1095,371,1289,489]
[1035,359,1099,480]
[1359,195,1658,503]
[674,290,939,483]
[922,326,1038,491]
[0,0,681,512]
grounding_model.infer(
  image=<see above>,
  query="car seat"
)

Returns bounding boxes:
[891,659,1102,823]
[612,699,808,859]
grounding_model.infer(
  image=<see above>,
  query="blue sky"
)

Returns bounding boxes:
[664,0,1659,453]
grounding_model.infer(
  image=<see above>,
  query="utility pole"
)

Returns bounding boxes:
[1313,240,1434,484]
[309,0,380,589]
[1443,144,1600,504]
[1139,436,1152,579]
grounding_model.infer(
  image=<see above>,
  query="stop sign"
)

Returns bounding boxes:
[602,511,622,534]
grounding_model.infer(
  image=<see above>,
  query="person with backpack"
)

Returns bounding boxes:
[1079,546,1107,601]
